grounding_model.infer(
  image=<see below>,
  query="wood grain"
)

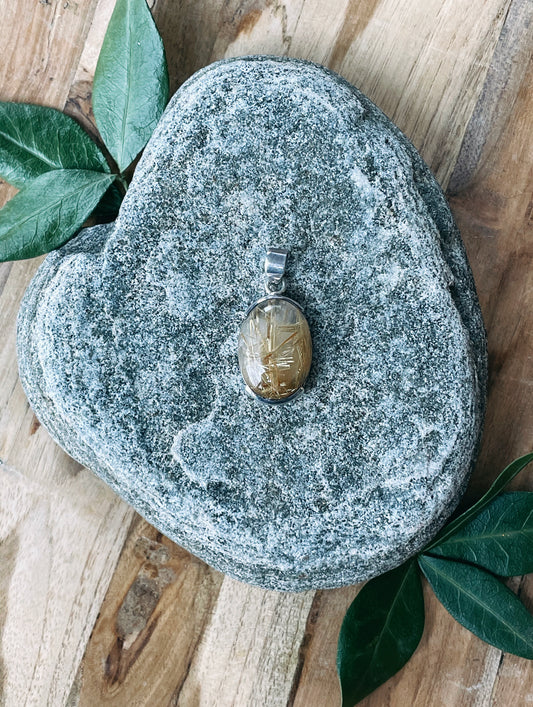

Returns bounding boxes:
[74,518,224,706]
[175,581,313,706]
[75,517,313,706]
[0,0,532,705]
[0,0,97,106]
[0,2,134,705]
[449,0,533,490]
[0,458,132,705]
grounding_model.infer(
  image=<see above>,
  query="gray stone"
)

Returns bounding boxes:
[17,56,487,591]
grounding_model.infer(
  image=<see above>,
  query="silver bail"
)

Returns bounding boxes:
[264,247,288,293]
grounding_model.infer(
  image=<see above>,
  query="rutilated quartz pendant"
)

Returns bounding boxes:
[238,248,312,404]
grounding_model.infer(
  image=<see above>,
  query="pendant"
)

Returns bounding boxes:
[238,247,312,404]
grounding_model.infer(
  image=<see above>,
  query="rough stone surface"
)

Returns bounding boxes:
[17,56,487,591]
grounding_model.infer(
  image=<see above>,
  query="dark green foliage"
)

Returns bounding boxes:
[337,561,424,706]
[430,492,533,576]
[419,554,533,659]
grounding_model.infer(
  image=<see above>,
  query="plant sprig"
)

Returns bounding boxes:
[0,0,168,262]
[337,452,533,706]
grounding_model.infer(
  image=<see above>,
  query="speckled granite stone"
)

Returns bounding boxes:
[17,56,487,591]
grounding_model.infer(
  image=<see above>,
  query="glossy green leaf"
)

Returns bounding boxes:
[0,102,109,188]
[425,452,533,551]
[419,554,533,658]
[0,170,115,261]
[430,492,533,576]
[337,561,424,706]
[93,0,169,172]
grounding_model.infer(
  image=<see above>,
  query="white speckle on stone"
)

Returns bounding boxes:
[350,164,371,190]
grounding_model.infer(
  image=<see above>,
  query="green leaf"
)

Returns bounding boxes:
[93,0,169,173]
[0,170,115,261]
[419,554,533,658]
[337,561,424,706]
[0,102,110,188]
[425,452,533,551]
[430,492,533,576]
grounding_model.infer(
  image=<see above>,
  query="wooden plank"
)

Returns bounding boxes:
[0,2,135,705]
[74,518,224,705]
[0,0,99,106]
[75,516,313,706]
[450,8,533,703]
[293,583,503,707]
[174,582,313,706]
[0,458,132,706]
[448,0,533,494]
[291,588,356,707]
[1,1,531,706]
[65,0,117,142]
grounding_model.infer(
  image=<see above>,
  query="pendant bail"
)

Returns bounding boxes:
[264,247,288,293]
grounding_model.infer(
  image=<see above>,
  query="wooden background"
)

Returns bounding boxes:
[1,0,532,704]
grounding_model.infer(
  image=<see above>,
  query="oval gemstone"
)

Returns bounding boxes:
[238,296,312,402]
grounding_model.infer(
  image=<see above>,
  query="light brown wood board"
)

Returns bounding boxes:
[0,0,532,705]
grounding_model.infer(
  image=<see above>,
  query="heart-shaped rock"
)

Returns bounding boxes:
[17,56,486,591]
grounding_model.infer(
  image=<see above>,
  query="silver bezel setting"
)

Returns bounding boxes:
[244,293,304,317]
[244,385,305,405]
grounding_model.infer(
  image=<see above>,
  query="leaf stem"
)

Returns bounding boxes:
[116,174,128,197]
